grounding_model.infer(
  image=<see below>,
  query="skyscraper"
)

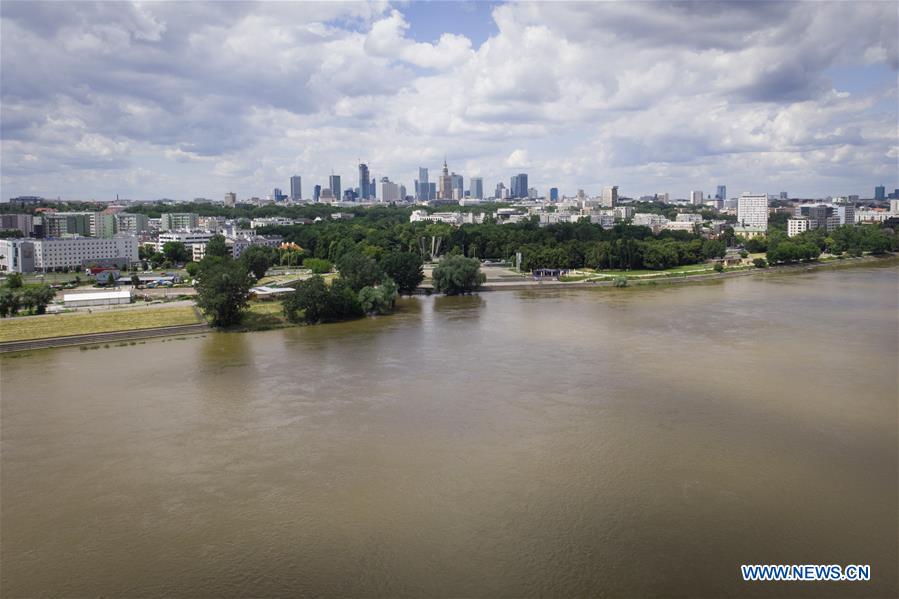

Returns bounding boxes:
[273,188,285,202]
[417,167,429,200]
[549,187,559,202]
[329,175,341,200]
[690,190,704,205]
[358,163,370,199]
[874,185,886,201]
[511,173,528,199]
[470,177,484,200]
[495,182,506,199]
[451,173,464,200]
[290,175,302,201]
[439,159,453,200]
[716,185,727,200]
[224,192,236,207]
[313,185,321,203]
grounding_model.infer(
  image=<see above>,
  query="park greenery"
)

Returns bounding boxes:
[432,255,486,295]
[194,254,253,327]
[0,272,56,318]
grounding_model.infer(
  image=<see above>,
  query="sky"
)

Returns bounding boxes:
[1,0,897,202]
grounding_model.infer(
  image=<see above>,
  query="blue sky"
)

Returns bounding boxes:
[1,0,896,201]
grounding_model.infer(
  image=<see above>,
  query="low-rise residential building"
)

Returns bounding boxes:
[676,213,703,223]
[731,225,766,239]
[409,210,484,225]
[0,235,139,272]
[633,213,669,227]
[663,221,698,232]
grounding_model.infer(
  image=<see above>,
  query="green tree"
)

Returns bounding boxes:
[240,245,272,280]
[337,252,384,292]
[162,241,190,264]
[6,272,23,289]
[0,288,22,317]
[185,262,199,278]
[204,235,230,258]
[359,278,398,315]
[194,257,252,327]
[753,258,768,268]
[23,285,55,314]
[432,255,485,295]
[131,274,141,287]
[283,276,363,324]
[303,257,332,274]
[713,262,724,272]
[380,252,424,294]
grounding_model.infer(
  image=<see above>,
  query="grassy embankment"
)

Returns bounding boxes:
[227,301,295,332]
[0,306,201,342]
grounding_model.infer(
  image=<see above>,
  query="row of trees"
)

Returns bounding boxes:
[0,273,56,317]
[763,225,895,264]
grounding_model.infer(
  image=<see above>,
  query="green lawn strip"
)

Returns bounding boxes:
[0,306,201,342]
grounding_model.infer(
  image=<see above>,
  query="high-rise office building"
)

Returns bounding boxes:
[495,182,506,199]
[371,177,377,200]
[224,192,237,207]
[358,163,370,199]
[510,173,528,199]
[273,188,286,202]
[690,190,704,205]
[451,173,464,200]
[290,175,302,201]
[601,186,619,208]
[380,177,401,203]
[313,185,321,203]
[329,175,341,200]
[469,177,484,200]
[417,167,429,200]
[439,160,453,200]
[874,185,886,201]
[716,185,727,200]
[737,193,768,230]
[549,187,559,202]
[429,182,436,199]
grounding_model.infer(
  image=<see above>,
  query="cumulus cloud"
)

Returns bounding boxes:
[1,1,896,200]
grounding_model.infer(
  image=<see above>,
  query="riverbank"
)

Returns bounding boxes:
[466,252,899,291]
[1,253,895,353]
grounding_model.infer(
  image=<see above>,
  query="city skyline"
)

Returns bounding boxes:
[1,1,897,201]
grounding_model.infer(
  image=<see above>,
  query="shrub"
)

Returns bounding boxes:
[713,262,724,272]
[613,276,628,288]
[753,258,768,268]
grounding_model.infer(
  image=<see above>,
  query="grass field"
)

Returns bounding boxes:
[230,301,293,332]
[0,306,201,342]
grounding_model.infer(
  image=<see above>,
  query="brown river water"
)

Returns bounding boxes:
[1,264,897,597]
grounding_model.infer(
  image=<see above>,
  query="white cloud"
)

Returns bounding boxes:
[1,1,896,200]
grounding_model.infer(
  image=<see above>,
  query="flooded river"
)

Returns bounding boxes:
[2,264,897,597]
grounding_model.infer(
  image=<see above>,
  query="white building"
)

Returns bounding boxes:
[689,190,704,205]
[160,213,200,231]
[601,186,618,208]
[0,236,139,273]
[63,289,132,308]
[890,199,899,214]
[676,213,703,223]
[737,193,768,230]
[787,218,810,237]
[634,213,669,227]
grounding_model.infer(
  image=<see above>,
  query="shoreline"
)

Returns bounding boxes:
[458,253,899,292]
[2,253,895,354]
